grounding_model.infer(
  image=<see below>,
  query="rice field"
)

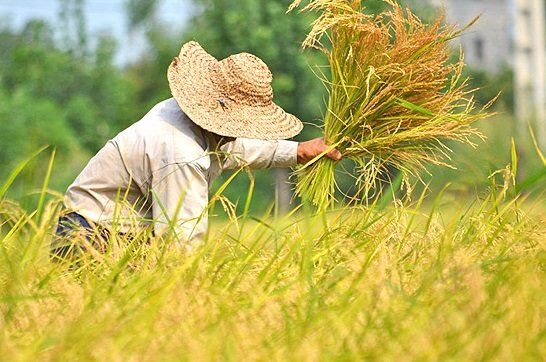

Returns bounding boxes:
[1,0,544,360]
[0,155,544,360]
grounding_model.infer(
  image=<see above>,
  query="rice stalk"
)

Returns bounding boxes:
[289,0,494,210]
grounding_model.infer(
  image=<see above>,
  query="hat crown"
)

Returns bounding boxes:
[219,53,273,104]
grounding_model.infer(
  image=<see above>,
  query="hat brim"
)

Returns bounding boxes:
[167,42,303,140]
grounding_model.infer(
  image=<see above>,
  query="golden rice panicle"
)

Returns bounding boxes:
[290,0,493,210]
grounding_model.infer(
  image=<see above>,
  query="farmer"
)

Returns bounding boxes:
[52,41,341,257]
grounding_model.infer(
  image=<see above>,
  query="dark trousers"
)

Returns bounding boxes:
[51,212,109,261]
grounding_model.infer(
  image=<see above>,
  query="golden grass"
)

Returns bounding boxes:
[0,178,544,360]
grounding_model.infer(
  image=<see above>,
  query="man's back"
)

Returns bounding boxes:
[64,98,212,239]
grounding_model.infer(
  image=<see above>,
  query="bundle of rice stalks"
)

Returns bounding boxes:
[289,0,494,210]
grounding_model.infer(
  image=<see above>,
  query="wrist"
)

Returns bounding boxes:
[297,142,305,164]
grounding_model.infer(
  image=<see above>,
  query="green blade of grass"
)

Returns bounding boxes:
[36,148,56,221]
[0,145,48,200]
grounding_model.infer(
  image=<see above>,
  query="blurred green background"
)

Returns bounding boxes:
[0,0,543,213]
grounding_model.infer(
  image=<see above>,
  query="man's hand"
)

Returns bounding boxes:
[297,138,342,165]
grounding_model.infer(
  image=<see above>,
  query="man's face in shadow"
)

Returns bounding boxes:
[212,134,236,147]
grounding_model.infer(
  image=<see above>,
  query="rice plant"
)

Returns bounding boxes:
[289,0,494,209]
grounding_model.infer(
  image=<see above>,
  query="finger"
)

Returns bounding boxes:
[327,149,342,161]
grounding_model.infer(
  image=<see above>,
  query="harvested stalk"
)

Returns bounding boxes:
[289,0,494,210]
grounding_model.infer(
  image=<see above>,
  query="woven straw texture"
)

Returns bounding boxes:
[167,41,303,140]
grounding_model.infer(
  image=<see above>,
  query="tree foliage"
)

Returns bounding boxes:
[0,18,137,194]
[125,0,161,30]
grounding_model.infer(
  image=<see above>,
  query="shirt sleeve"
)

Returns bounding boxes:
[218,138,299,170]
[149,154,210,249]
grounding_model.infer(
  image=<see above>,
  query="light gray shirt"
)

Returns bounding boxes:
[64,98,298,246]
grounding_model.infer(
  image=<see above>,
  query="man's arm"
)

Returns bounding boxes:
[218,137,342,170]
[218,138,298,170]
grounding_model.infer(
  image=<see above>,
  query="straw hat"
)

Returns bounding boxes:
[167,41,303,140]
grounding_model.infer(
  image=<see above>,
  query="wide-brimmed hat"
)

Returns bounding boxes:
[167,41,303,140]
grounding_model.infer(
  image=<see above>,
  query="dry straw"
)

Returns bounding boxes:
[289,0,494,209]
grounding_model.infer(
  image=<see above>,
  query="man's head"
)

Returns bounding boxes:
[167,41,303,141]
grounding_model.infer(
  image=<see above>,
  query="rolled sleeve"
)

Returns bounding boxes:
[272,140,299,168]
[219,138,299,170]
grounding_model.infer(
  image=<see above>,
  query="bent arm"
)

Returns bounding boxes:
[219,138,298,170]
